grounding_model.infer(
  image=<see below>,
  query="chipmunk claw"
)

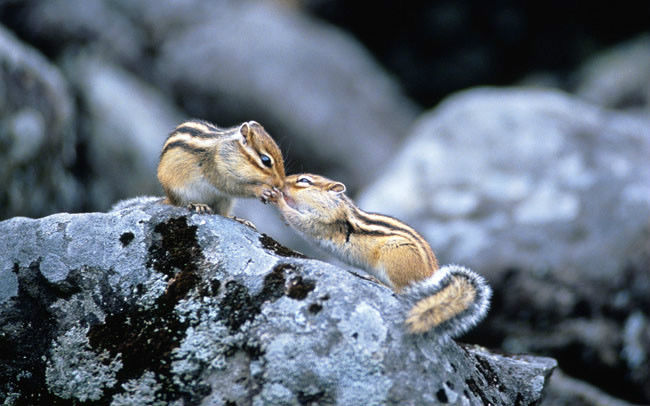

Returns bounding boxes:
[229,216,257,230]
[187,203,213,214]
[260,187,280,204]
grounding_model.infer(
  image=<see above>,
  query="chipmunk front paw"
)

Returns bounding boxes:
[260,187,280,204]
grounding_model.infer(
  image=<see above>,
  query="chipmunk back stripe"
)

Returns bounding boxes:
[346,221,409,237]
[335,219,388,240]
[190,119,220,132]
[163,132,221,150]
[166,120,235,140]
[173,125,218,139]
[347,214,427,241]
[347,207,438,269]
[181,119,224,132]
[161,140,210,156]
[350,206,421,239]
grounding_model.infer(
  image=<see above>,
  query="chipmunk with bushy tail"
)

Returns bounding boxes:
[157,119,285,215]
[268,173,491,338]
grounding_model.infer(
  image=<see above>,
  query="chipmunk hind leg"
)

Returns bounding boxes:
[379,240,434,292]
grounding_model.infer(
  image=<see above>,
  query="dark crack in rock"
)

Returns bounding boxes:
[259,233,306,258]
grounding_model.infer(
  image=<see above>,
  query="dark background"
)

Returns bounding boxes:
[307,0,650,106]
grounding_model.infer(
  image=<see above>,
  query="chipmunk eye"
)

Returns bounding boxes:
[296,176,313,186]
[260,154,272,168]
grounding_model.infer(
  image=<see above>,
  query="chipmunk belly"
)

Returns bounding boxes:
[174,175,228,206]
[315,235,394,289]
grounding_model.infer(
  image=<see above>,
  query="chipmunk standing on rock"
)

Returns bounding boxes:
[157,119,285,215]
[269,173,491,338]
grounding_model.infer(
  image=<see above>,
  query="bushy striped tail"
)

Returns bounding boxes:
[403,265,491,339]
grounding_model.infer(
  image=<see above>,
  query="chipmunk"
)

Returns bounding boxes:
[157,119,285,215]
[268,173,491,338]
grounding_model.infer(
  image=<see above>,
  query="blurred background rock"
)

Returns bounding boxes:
[1,0,648,404]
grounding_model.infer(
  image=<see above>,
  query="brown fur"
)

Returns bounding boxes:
[405,276,476,334]
[273,173,438,290]
[157,120,285,215]
[271,174,490,337]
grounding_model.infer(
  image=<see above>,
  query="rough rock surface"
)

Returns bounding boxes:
[0,24,80,219]
[0,199,556,405]
[358,87,650,404]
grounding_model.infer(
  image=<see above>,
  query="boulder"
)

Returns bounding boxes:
[359,87,650,285]
[573,34,650,115]
[0,199,556,405]
[61,53,183,211]
[0,24,80,219]
[358,87,650,403]
[542,369,638,406]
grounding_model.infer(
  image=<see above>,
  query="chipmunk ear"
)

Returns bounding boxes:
[239,122,251,145]
[328,182,346,194]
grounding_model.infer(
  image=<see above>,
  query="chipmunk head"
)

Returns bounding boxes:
[229,121,285,195]
[279,174,347,224]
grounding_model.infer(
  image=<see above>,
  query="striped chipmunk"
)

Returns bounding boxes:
[268,173,491,338]
[156,119,285,215]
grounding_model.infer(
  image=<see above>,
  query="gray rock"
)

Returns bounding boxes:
[0,199,556,405]
[61,53,183,211]
[23,0,146,66]
[358,87,650,403]
[358,87,650,285]
[0,24,81,219]
[573,34,650,115]
[543,369,637,406]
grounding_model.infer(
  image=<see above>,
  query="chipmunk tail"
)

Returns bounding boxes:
[403,265,491,339]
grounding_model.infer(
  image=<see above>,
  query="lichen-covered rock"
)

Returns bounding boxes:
[0,199,556,405]
[0,24,81,219]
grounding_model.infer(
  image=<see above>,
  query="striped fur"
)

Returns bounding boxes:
[347,201,438,277]
[157,119,285,215]
[272,173,490,338]
[404,265,491,339]
[275,173,438,290]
